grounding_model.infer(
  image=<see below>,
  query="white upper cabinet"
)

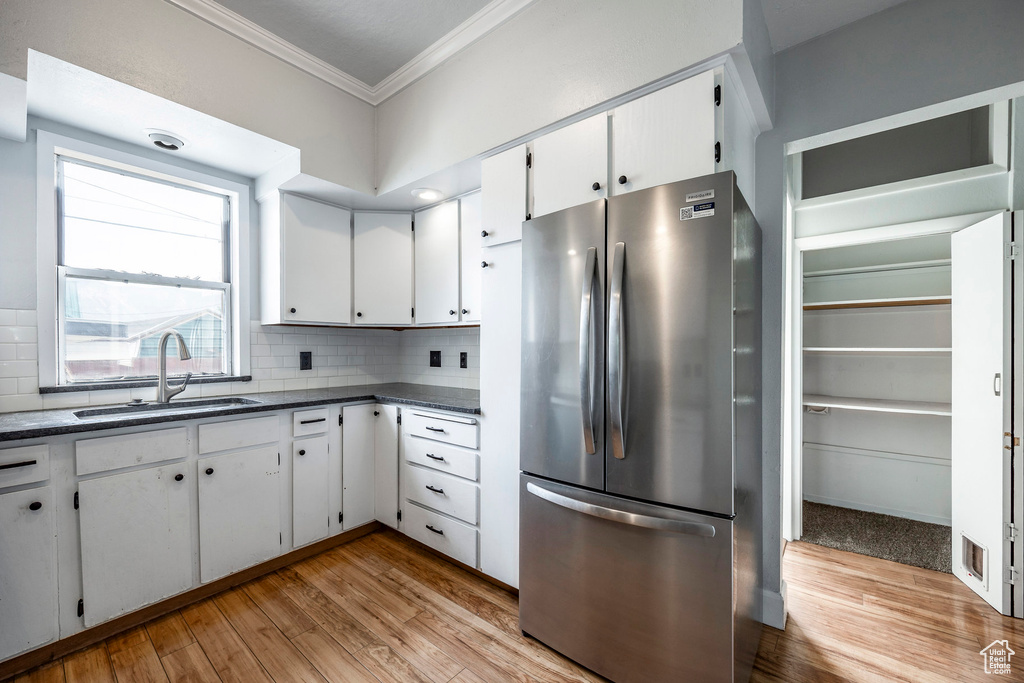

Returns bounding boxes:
[481,144,528,247]
[533,113,608,217]
[353,212,414,325]
[459,192,482,322]
[261,192,352,326]
[414,201,461,324]
[611,70,717,196]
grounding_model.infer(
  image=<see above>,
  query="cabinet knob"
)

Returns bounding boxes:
[449,309,456,316]
[526,213,532,220]
[618,175,628,185]
[174,474,184,482]
[461,309,469,315]
[205,467,214,476]
[29,501,42,511]
[356,311,363,318]
[290,307,296,313]
[298,449,306,456]
[481,230,488,237]
[592,182,601,191]
[481,261,489,268]
[373,410,380,416]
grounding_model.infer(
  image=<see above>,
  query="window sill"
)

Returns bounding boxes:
[39,375,253,394]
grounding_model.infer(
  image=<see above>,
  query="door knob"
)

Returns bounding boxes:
[481,261,489,268]
[481,230,488,237]
[298,449,306,456]
[290,307,296,313]
[462,309,469,315]
[174,474,184,482]
[618,175,628,185]
[449,309,456,316]
[29,501,42,511]
[205,467,214,475]
[357,312,363,318]
[592,182,601,191]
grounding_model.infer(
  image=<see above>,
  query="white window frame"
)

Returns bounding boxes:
[36,130,251,388]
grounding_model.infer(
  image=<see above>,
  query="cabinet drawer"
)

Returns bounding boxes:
[0,444,49,488]
[77,427,187,475]
[404,503,478,568]
[404,464,478,524]
[199,415,278,454]
[404,436,478,481]
[293,408,329,437]
[404,411,479,449]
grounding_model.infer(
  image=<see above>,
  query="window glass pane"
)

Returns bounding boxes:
[63,276,227,382]
[61,159,226,281]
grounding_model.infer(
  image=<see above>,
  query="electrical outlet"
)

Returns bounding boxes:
[460,352,468,369]
[430,350,441,367]
[299,351,312,370]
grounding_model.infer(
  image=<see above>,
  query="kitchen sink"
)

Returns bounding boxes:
[73,397,262,420]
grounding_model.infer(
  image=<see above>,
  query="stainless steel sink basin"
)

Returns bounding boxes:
[73,397,262,420]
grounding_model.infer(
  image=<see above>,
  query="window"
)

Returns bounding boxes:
[56,156,232,384]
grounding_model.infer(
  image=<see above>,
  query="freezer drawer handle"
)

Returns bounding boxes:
[578,246,599,455]
[608,241,627,460]
[526,482,716,537]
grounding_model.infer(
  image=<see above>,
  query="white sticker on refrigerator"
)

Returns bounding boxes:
[685,189,714,203]
[679,202,715,221]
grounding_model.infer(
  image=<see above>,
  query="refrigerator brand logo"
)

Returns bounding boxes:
[680,202,715,221]
[980,640,1015,674]
[685,189,715,203]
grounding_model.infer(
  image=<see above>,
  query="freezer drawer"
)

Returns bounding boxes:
[520,474,737,683]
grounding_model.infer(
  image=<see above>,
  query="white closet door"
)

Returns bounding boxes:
[481,144,527,247]
[460,193,482,322]
[282,194,352,324]
[343,404,376,529]
[353,213,413,324]
[414,201,460,324]
[611,70,716,196]
[951,211,1011,615]
[532,113,608,217]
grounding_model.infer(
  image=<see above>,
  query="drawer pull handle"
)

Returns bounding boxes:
[426,524,444,535]
[29,501,42,511]
[426,485,445,495]
[425,426,446,433]
[0,459,37,471]
[425,453,445,461]
[174,474,184,482]
[300,417,326,425]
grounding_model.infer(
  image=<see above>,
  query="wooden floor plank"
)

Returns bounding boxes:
[273,565,379,654]
[107,639,169,683]
[13,661,65,683]
[159,642,221,683]
[314,551,423,622]
[146,613,197,659]
[62,643,115,683]
[241,573,317,639]
[350,642,434,683]
[404,611,536,683]
[179,600,272,683]
[290,627,379,683]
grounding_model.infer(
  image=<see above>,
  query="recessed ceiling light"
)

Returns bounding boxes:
[145,129,186,151]
[411,188,443,201]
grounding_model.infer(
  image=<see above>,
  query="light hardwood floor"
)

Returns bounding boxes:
[7,533,1022,683]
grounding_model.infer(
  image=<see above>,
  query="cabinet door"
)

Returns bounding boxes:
[353,212,413,325]
[199,446,280,583]
[611,70,716,196]
[80,465,192,626]
[342,404,376,529]
[0,487,56,660]
[481,144,528,247]
[414,201,460,324]
[293,435,329,547]
[374,404,399,528]
[533,113,608,217]
[479,240,522,588]
[459,193,482,322]
[282,194,352,324]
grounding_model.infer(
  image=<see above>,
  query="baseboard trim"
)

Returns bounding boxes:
[0,522,382,681]
[762,583,787,631]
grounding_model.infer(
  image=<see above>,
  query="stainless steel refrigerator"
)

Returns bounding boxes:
[519,171,762,683]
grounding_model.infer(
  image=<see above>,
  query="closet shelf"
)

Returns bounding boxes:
[803,347,951,355]
[803,295,951,311]
[803,394,952,417]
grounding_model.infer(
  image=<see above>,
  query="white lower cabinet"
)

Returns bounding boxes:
[403,503,478,568]
[343,404,376,530]
[293,435,329,548]
[199,445,281,583]
[79,464,192,627]
[0,487,57,660]
[374,405,399,528]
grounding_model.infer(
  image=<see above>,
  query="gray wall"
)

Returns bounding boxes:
[755,0,1024,607]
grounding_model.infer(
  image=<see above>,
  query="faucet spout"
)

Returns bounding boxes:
[157,331,193,403]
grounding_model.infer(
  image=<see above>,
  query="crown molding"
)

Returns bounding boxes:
[164,0,537,106]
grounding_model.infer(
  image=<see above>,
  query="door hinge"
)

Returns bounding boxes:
[1005,432,1020,449]
[1007,523,1020,542]
[279,532,282,545]
[411,221,415,232]
[77,599,84,617]
[526,152,532,168]
[715,141,721,164]
[339,414,343,426]
[397,509,402,522]
[327,443,330,453]
[73,491,79,510]
[278,452,281,466]
[714,84,721,106]
[1006,242,1019,260]
[412,307,415,318]
[339,512,343,524]
[1005,566,1019,585]
[397,414,402,425]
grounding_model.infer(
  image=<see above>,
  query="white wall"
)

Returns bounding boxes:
[0,0,375,194]
[374,0,747,194]
[755,0,1024,625]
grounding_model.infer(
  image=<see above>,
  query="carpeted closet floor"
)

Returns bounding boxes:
[801,501,952,574]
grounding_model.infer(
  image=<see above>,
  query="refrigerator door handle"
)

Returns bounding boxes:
[608,241,626,460]
[578,246,599,455]
[526,482,716,537]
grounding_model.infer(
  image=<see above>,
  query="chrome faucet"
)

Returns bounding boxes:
[157,331,192,403]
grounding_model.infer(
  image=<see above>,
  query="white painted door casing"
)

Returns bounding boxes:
[282,194,352,325]
[532,113,608,218]
[374,404,400,528]
[0,487,57,660]
[459,193,483,322]
[343,404,376,529]
[481,145,528,247]
[354,213,414,324]
[950,212,1012,615]
[414,202,461,324]
[292,435,329,547]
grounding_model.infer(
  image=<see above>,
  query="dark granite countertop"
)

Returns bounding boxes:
[0,382,480,442]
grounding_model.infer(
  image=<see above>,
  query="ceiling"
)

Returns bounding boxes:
[213,0,491,87]
[760,0,910,53]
